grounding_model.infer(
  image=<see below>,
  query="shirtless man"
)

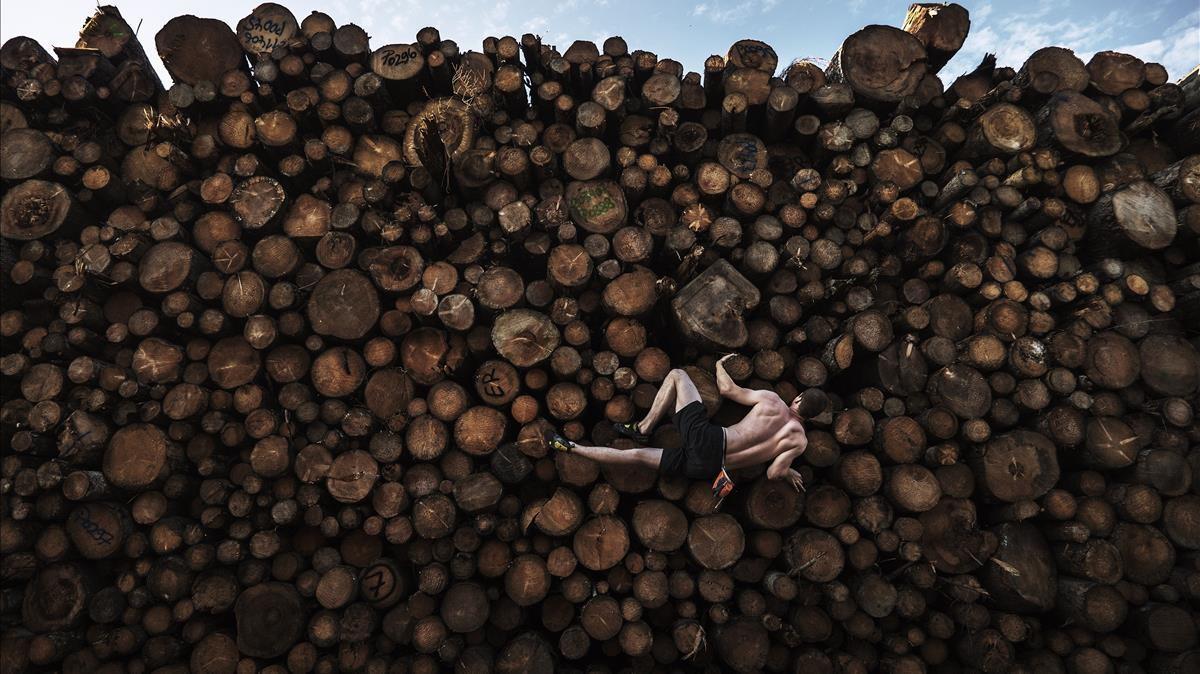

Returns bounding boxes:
[548,354,828,498]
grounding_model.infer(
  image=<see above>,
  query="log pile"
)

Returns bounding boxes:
[2,2,1199,672]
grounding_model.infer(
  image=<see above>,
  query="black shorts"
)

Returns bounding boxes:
[658,401,726,480]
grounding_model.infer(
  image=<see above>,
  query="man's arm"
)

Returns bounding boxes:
[715,354,769,406]
[767,443,808,491]
[766,447,802,480]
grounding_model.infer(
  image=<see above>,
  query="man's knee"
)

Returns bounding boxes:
[667,368,687,384]
[632,447,662,469]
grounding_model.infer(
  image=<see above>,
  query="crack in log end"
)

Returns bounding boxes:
[1074,113,1109,142]
[511,332,553,356]
[1007,457,1025,480]
[14,197,51,229]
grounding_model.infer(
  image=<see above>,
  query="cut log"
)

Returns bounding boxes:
[744,476,804,529]
[573,515,629,571]
[1056,577,1127,632]
[901,3,970,73]
[962,103,1036,158]
[103,424,174,490]
[234,583,304,658]
[441,582,490,632]
[1036,91,1122,157]
[1,180,83,241]
[671,259,761,350]
[21,563,91,632]
[155,15,245,85]
[826,25,927,104]
[492,309,560,367]
[715,616,769,673]
[1086,51,1144,96]
[306,269,381,340]
[236,3,299,55]
[632,500,689,551]
[981,522,1056,613]
[1018,46,1089,94]
[920,498,998,573]
[1086,180,1177,254]
[972,431,1060,503]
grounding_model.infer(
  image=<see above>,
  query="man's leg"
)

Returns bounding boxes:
[637,368,702,434]
[569,444,664,471]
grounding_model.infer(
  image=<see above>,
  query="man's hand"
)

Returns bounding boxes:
[715,353,765,406]
[786,468,805,492]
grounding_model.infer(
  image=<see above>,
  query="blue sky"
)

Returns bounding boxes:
[2,1,1197,85]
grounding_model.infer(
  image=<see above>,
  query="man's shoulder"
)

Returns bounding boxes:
[749,391,787,411]
[751,389,787,404]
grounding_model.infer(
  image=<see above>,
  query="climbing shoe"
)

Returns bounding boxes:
[611,421,650,443]
[547,432,575,453]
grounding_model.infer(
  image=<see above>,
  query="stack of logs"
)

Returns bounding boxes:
[2,2,1199,672]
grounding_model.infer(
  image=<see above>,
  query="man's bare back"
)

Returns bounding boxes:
[712,354,824,491]
[723,395,808,470]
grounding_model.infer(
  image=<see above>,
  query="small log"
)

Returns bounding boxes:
[1018,46,1089,94]
[1056,577,1127,632]
[442,582,490,632]
[688,514,745,570]
[632,500,689,552]
[306,269,381,340]
[234,583,304,658]
[0,129,52,180]
[492,309,560,367]
[962,103,1036,158]
[573,515,629,571]
[102,423,176,490]
[972,431,1060,503]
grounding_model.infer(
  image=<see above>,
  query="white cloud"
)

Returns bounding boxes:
[1165,7,1199,35]
[944,2,1198,82]
[1117,19,1200,82]
[692,1,754,23]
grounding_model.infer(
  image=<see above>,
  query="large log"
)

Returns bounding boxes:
[826,25,927,104]
[154,15,245,85]
[670,259,760,351]
[901,3,970,73]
